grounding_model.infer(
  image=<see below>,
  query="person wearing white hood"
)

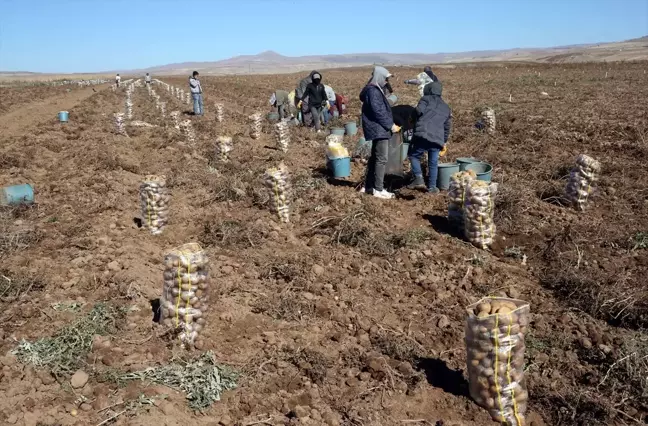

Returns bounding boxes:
[359,66,401,199]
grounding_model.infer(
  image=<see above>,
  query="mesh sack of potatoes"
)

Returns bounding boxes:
[274,121,290,152]
[263,163,291,223]
[160,243,210,350]
[482,108,496,134]
[465,297,530,426]
[180,120,196,143]
[215,136,233,163]
[448,170,476,228]
[214,103,224,122]
[114,113,127,135]
[464,180,498,249]
[170,111,180,129]
[565,154,600,211]
[249,113,263,139]
[139,175,170,235]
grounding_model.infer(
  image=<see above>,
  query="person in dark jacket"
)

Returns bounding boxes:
[360,66,401,199]
[299,71,329,132]
[408,81,452,193]
[296,71,316,126]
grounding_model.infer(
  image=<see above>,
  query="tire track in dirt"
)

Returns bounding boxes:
[0,84,109,135]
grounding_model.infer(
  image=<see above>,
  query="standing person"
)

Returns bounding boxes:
[323,84,336,123]
[189,71,203,116]
[115,73,121,87]
[404,66,438,97]
[298,71,329,132]
[145,73,152,84]
[296,71,316,125]
[360,66,401,199]
[408,81,452,194]
[270,90,292,119]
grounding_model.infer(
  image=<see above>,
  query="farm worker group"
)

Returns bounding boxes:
[361,66,451,199]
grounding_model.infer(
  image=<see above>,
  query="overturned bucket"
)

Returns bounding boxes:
[58,111,69,123]
[436,163,460,190]
[1,184,34,206]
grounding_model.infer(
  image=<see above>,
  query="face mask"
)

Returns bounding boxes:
[313,79,321,85]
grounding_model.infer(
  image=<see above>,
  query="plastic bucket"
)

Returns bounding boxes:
[267,112,280,122]
[464,162,493,182]
[330,128,345,136]
[344,122,357,136]
[327,157,351,178]
[58,111,69,122]
[333,110,339,118]
[401,143,410,161]
[1,184,34,206]
[386,132,404,177]
[436,163,460,190]
[456,157,479,170]
[387,94,397,106]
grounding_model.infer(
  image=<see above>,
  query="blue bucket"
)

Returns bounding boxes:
[267,112,280,122]
[436,163,460,190]
[58,111,69,122]
[1,184,34,206]
[330,128,345,136]
[344,122,357,136]
[327,157,351,178]
[464,162,493,182]
[401,143,410,161]
[387,94,397,106]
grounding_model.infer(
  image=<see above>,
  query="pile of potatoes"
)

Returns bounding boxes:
[264,163,291,223]
[160,243,210,350]
[447,170,476,229]
[215,136,233,163]
[274,121,290,152]
[481,108,496,134]
[565,154,600,211]
[466,297,530,425]
[250,113,263,139]
[464,180,498,249]
[139,175,170,235]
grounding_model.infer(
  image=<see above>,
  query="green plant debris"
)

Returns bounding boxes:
[630,232,648,250]
[504,245,525,259]
[112,352,238,411]
[51,301,84,312]
[12,303,124,375]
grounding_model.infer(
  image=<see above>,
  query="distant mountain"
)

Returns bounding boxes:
[137,37,648,75]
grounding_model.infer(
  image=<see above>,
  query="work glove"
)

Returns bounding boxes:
[391,124,401,133]
[439,145,448,157]
[326,101,331,110]
[297,101,303,108]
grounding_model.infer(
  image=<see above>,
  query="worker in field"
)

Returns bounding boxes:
[323,84,336,123]
[404,66,438,97]
[295,71,315,125]
[145,73,152,84]
[189,71,204,116]
[270,89,293,120]
[360,66,401,199]
[408,81,451,194]
[298,71,329,133]
[115,73,121,87]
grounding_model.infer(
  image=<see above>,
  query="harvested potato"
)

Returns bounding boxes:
[448,171,476,228]
[140,175,170,235]
[565,154,600,211]
[264,163,291,223]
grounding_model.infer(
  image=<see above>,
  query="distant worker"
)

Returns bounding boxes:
[189,71,203,116]
[298,71,329,133]
[408,81,452,194]
[323,84,336,123]
[115,73,121,87]
[360,66,400,199]
[295,71,316,126]
[404,66,438,96]
[145,73,152,84]
[270,89,293,120]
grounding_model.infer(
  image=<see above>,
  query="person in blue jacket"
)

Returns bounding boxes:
[408,81,452,193]
[360,66,401,199]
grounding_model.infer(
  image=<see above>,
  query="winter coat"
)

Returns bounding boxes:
[275,90,290,107]
[360,66,394,141]
[189,76,202,94]
[324,85,336,102]
[413,82,452,147]
[296,70,318,99]
[302,82,328,108]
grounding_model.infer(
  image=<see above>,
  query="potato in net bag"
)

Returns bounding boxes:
[263,163,291,223]
[448,170,476,229]
[274,121,290,152]
[565,154,600,211]
[466,297,530,426]
[160,243,210,350]
[139,175,170,235]
[215,136,233,163]
[250,113,263,140]
[464,180,498,249]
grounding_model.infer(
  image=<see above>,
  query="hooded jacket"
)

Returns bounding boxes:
[189,75,202,94]
[413,82,452,147]
[301,71,327,107]
[296,70,318,100]
[360,66,394,141]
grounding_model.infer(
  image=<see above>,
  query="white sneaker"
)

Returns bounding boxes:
[373,189,394,199]
[359,187,366,193]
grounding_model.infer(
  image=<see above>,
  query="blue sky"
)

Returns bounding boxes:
[0,0,646,73]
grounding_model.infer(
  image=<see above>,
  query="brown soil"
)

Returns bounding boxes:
[0,61,647,426]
